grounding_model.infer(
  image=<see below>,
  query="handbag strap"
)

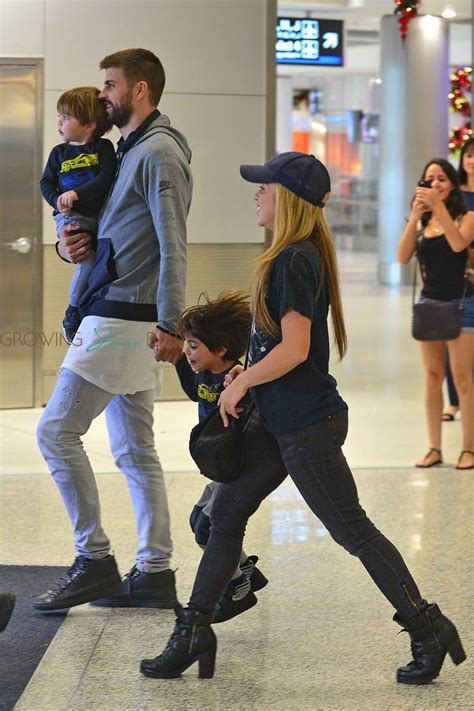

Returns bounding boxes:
[411,224,423,307]
[243,334,251,370]
[411,257,419,307]
[459,276,468,309]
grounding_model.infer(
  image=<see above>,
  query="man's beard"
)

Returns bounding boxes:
[108,92,133,128]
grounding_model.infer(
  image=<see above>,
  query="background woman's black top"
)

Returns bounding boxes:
[416,234,469,301]
[249,240,347,436]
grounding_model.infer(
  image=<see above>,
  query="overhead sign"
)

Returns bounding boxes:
[276,17,344,67]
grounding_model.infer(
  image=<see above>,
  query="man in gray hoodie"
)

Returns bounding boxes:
[35,49,192,611]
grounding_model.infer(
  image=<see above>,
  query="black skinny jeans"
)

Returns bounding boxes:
[189,409,427,621]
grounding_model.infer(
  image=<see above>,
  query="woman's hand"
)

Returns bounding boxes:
[415,186,442,212]
[223,364,244,388]
[411,195,428,219]
[218,374,249,427]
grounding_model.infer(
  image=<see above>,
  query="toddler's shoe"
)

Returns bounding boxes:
[212,573,257,623]
[241,555,268,592]
[213,555,268,623]
[62,304,81,344]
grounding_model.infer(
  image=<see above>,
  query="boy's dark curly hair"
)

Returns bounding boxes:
[178,290,252,362]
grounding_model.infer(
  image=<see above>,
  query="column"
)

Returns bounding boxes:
[378,14,449,284]
[276,76,293,153]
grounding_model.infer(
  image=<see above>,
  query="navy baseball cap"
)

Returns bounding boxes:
[240,151,330,208]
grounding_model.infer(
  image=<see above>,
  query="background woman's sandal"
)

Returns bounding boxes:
[455,450,474,470]
[442,407,459,422]
[415,448,443,468]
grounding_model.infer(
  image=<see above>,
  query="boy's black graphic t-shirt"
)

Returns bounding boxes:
[40,138,117,217]
[249,240,347,436]
[175,358,239,420]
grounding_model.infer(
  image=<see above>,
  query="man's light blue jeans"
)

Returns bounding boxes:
[37,367,172,572]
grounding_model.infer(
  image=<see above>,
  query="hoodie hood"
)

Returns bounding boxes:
[136,113,192,164]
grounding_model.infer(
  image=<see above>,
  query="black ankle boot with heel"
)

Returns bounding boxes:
[140,605,217,679]
[395,603,466,684]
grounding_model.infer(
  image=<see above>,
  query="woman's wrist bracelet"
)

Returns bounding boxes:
[156,325,183,340]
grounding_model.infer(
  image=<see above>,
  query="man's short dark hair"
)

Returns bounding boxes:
[179,291,252,362]
[100,48,165,106]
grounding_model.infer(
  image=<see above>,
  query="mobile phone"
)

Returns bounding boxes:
[418,179,432,188]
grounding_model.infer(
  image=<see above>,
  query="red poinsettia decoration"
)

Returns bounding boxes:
[449,67,472,154]
[393,0,421,43]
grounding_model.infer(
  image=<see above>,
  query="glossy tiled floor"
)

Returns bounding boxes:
[1,252,472,710]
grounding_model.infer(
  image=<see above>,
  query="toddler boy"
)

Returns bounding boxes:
[40,86,116,342]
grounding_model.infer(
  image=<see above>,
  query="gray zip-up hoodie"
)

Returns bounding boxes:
[78,112,192,332]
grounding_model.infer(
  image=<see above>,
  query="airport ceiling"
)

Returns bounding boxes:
[279,0,472,33]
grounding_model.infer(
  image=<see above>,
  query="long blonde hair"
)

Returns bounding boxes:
[251,184,347,360]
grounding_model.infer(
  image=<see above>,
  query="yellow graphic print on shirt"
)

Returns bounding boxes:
[197,383,220,403]
[60,153,99,173]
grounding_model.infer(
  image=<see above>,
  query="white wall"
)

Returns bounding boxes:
[0,0,276,245]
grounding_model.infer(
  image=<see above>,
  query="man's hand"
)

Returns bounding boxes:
[57,224,93,263]
[149,328,183,365]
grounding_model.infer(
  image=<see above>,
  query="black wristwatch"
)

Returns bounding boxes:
[156,325,182,340]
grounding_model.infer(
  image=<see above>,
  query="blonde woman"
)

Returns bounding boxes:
[141,152,465,685]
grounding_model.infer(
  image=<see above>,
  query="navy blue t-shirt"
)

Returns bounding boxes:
[463,190,474,211]
[249,241,347,436]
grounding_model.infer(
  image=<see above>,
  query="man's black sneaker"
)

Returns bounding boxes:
[33,555,123,611]
[0,593,16,632]
[62,305,81,344]
[90,566,177,608]
[212,573,258,624]
[241,555,268,592]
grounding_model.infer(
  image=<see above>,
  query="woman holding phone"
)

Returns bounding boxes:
[398,158,474,470]
[140,152,466,685]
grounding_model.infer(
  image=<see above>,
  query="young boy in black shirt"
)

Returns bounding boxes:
[40,86,116,342]
[175,291,268,622]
